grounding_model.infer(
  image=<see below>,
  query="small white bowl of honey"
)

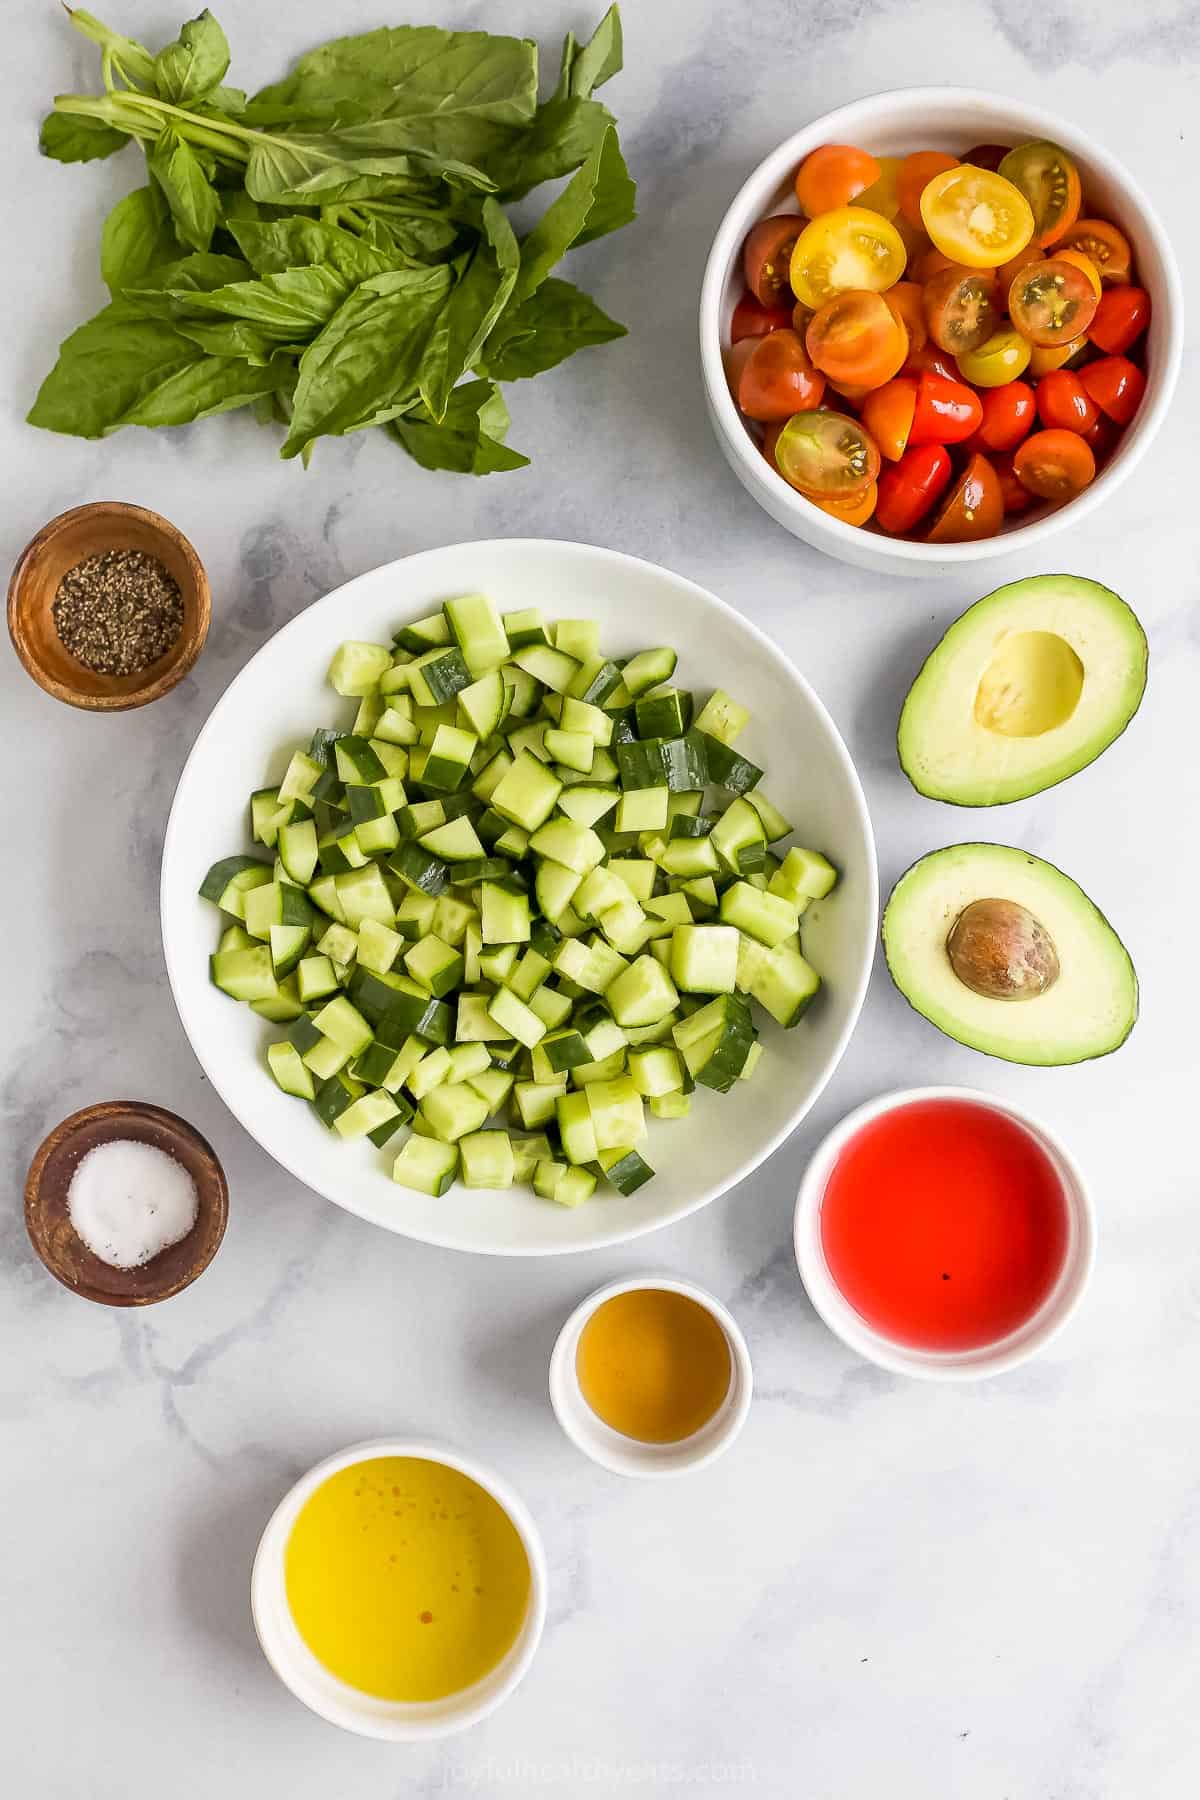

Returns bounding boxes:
[549,1276,754,1477]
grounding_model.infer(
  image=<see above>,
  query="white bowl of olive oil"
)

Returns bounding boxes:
[251,1438,547,1739]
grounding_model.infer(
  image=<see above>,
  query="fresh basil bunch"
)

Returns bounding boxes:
[31,6,635,473]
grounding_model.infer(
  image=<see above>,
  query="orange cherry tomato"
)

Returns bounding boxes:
[1054,248,1102,299]
[998,141,1082,247]
[1080,355,1146,425]
[1028,334,1088,376]
[996,244,1040,298]
[774,410,881,498]
[885,282,928,356]
[824,375,873,406]
[806,290,908,387]
[896,151,959,229]
[794,144,881,216]
[960,143,1009,172]
[976,380,1036,451]
[1008,258,1098,346]
[875,442,953,533]
[923,265,999,354]
[1089,285,1151,354]
[909,370,983,446]
[993,451,1037,515]
[1036,370,1100,434]
[1013,428,1096,500]
[911,246,959,285]
[1058,218,1132,285]
[743,215,803,307]
[926,452,1004,541]
[731,294,794,342]
[811,479,879,525]
[724,337,756,395]
[861,376,918,461]
[921,166,1034,268]
[736,329,826,420]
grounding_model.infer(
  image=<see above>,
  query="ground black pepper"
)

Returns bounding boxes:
[52,548,183,676]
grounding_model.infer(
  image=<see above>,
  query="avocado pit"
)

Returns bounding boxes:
[946,898,1060,1001]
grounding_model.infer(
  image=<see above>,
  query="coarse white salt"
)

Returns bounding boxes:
[67,1139,199,1270]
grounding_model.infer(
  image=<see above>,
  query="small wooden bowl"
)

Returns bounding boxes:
[7,501,210,711]
[25,1101,229,1307]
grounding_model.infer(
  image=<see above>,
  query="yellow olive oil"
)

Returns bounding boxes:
[284,1456,530,1702]
[576,1288,732,1444]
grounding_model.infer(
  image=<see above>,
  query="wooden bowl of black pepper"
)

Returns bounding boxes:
[7,501,209,711]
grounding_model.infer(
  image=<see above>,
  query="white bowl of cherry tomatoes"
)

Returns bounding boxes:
[699,88,1182,575]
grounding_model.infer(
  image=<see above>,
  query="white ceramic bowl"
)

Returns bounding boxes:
[548,1274,753,1477]
[794,1086,1095,1379]
[250,1437,547,1740]
[161,539,877,1256]
[700,87,1183,577]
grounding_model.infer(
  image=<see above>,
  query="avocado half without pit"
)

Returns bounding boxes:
[898,575,1148,806]
[882,844,1138,1066]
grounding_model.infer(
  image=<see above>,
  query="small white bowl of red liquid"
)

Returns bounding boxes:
[793,1088,1095,1379]
[699,87,1183,576]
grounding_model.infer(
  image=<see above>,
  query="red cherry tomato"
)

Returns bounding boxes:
[926,452,1004,541]
[993,451,1037,515]
[735,329,826,420]
[743,216,803,307]
[960,143,1009,172]
[1013,428,1096,500]
[1080,355,1146,425]
[896,151,959,229]
[923,264,999,354]
[861,376,918,461]
[1058,218,1132,285]
[731,294,794,342]
[1082,412,1121,466]
[903,339,960,382]
[875,442,953,533]
[806,290,908,387]
[1036,369,1100,434]
[794,144,881,216]
[1007,258,1098,346]
[976,380,1036,451]
[908,370,983,446]
[1088,285,1151,354]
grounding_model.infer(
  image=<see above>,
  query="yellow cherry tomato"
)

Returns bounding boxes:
[789,206,907,311]
[920,165,1035,269]
[1028,333,1088,376]
[956,326,1033,387]
[855,155,902,221]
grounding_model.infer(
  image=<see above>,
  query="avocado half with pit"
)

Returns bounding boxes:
[883,843,1137,1065]
[898,576,1147,806]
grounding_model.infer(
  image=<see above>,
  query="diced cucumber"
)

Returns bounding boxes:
[597,1145,655,1193]
[267,1040,315,1100]
[606,955,679,1027]
[421,1082,491,1142]
[328,641,392,697]
[719,881,798,948]
[392,1136,458,1196]
[460,1130,516,1188]
[769,846,839,903]
[621,648,677,697]
[210,944,277,1002]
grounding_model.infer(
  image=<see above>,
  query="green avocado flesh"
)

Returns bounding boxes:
[898,575,1147,806]
[882,843,1138,1066]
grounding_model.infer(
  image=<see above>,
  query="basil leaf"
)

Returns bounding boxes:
[27,304,207,437]
[176,320,298,365]
[119,354,287,429]
[508,126,635,308]
[477,278,625,381]
[148,128,220,252]
[418,198,518,419]
[120,252,252,316]
[282,265,453,458]
[39,111,127,163]
[558,6,623,101]
[143,267,350,337]
[486,97,612,202]
[573,128,637,248]
[100,185,179,294]
[392,379,528,475]
[153,10,231,104]
[228,216,402,282]
[245,129,491,208]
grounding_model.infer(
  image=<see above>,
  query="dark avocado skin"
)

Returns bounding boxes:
[896,574,1149,807]
[880,842,1140,1065]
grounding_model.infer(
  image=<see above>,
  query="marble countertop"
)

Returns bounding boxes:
[3,2,1197,1794]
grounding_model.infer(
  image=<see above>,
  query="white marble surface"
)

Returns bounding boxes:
[2,2,1198,1794]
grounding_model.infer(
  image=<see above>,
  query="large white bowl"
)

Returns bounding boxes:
[161,540,876,1256]
[700,87,1183,577]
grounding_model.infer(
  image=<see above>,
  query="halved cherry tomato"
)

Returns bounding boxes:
[976,380,1036,451]
[997,141,1082,247]
[806,290,908,387]
[861,376,917,461]
[791,299,815,337]
[743,216,803,307]
[956,325,1032,387]
[926,452,1004,541]
[993,451,1037,515]
[911,247,958,285]
[789,206,908,311]
[1036,369,1100,434]
[735,329,826,420]
[1080,355,1146,425]
[811,479,879,525]
[1013,428,1095,500]
[774,409,881,497]
[921,165,1034,268]
[794,144,881,216]
[885,282,928,356]
[1058,218,1132,285]
[825,375,872,406]
[960,144,1009,172]
[856,155,902,220]
[875,442,953,533]
[1088,285,1151,354]
[896,151,959,229]
[923,265,999,354]
[1007,258,1098,346]
[904,339,960,382]
[1055,248,1102,299]
[1028,334,1088,376]
[909,370,983,445]
[996,244,1041,297]
[731,294,794,342]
